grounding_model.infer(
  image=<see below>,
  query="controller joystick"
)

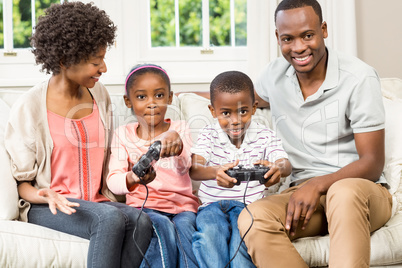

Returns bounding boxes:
[225,164,271,185]
[132,141,162,178]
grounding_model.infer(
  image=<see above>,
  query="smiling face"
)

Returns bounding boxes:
[209,91,257,148]
[63,47,107,89]
[275,6,328,77]
[124,72,172,132]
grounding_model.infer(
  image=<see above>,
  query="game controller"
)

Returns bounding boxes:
[225,165,271,185]
[132,140,162,178]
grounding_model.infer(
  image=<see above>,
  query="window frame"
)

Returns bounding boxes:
[136,0,248,84]
[0,0,249,88]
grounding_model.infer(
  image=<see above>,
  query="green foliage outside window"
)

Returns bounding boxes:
[0,0,60,49]
[150,0,246,47]
[0,0,4,48]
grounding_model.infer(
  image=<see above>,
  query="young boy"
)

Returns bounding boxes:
[190,71,291,268]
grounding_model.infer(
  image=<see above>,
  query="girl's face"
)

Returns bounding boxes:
[124,72,172,130]
[63,47,107,89]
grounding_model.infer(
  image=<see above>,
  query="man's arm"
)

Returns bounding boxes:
[286,129,385,236]
[254,90,270,109]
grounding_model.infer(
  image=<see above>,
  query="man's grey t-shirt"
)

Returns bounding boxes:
[255,47,386,185]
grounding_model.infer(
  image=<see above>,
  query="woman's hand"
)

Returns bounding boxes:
[37,189,80,215]
[160,130,183,157]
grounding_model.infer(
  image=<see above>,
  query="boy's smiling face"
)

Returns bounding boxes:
[209,91,257,148]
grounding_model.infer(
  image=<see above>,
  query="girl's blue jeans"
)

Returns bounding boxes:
[28,198,153,268]
[140,208,198,268]
[192,200,256,268]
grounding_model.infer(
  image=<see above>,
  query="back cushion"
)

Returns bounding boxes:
[0,98,19,220]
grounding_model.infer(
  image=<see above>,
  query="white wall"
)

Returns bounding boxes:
[355,0,402,79]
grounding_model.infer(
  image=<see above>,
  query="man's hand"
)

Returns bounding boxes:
[37,188,80,215]
[285,179,322,236]
[160,130,183,157]
[216,160,240,188]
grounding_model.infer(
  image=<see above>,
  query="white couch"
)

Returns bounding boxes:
[1,78,401,267]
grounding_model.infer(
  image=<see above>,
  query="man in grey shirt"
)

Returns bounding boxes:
[238,0,392,267]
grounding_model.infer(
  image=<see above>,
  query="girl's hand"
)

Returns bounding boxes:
[127,166,156,189]
[37,189,80,215]
[139,166,156,185]
[160,130,183,157]
[216,160,240,188]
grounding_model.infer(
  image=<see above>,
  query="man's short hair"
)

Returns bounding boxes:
[275,0,323,24]
[210,71,255,106]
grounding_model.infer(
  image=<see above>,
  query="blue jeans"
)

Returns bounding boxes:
[28,199,153,268]
[140,208,198,268]
[192,200,256,268]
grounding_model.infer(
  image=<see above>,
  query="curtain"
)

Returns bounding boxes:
[247,0,357,80]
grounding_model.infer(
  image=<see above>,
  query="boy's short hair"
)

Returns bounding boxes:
[31,2,116,75]
[275,0,323,24]
[210,71,255,106]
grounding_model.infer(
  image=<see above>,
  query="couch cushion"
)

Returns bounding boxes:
[178,93,213,142]
[381,78,402,100]
[0,220,88,267]
[293,213,402,267]
[0,98,19,220]
[383,96,402,215]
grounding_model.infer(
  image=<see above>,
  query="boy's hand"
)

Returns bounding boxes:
[216,160,239,188]
[253,160,282,187]
[160,130,183,157]
[37,189,80,215]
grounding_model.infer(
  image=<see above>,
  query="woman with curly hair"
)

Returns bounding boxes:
[4,2,152,267]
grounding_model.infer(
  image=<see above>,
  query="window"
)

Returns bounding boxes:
[136,0,248,84]
[1,0,249,88]
[149,0,247,48]
[0,0,64,87]
[1,0,64,52]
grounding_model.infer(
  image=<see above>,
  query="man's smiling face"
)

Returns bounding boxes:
[275,6,328,75]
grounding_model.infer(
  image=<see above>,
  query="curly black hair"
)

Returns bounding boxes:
[31,2,117,75]
[210,71,255,106]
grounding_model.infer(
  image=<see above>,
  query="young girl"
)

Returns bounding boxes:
[4,2,152,268]
[107,64,199,268]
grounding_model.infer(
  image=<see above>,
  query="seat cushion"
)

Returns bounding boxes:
[293,213,402,267]
[0,220,89,267]
[0,98,19,220]
[382,96,402,215]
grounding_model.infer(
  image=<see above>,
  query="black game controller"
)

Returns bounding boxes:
[132,141,162,178]
[225,165,271,185]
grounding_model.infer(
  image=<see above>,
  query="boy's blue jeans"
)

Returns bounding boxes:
[192,200,256,268]
[140,208,198,268]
